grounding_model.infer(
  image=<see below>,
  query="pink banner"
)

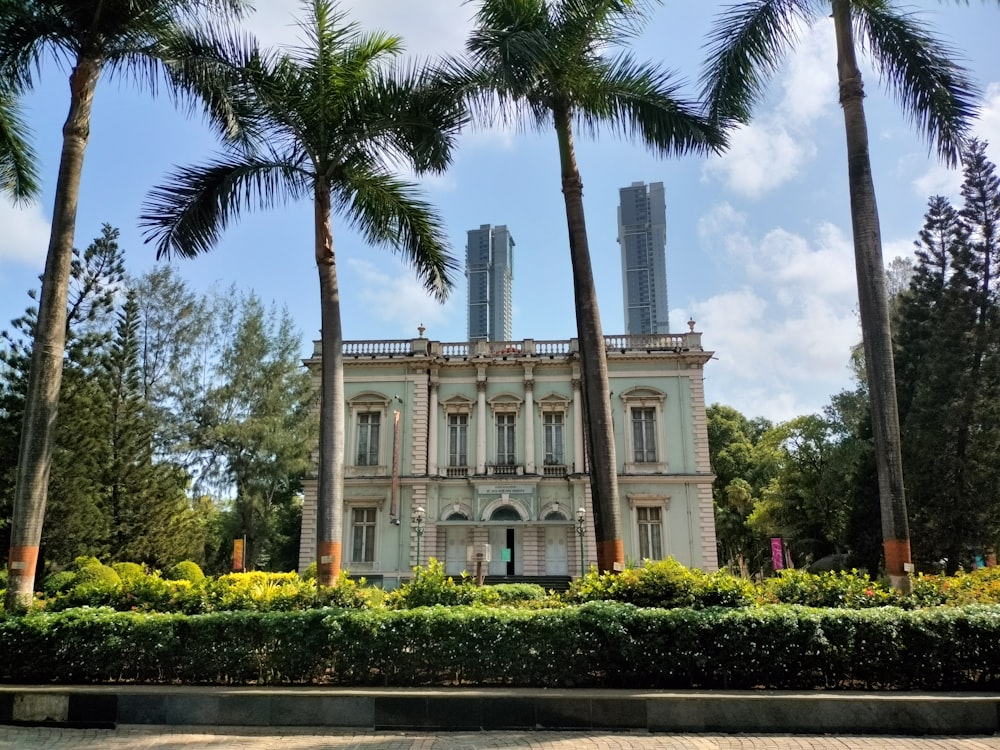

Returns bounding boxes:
[771,538,784,570]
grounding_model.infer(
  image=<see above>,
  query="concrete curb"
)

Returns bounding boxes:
[1,686,998,735]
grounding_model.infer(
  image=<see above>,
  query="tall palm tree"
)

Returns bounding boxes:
[443,0,725,571]
[0,0,249,611]
[0,87,38,202]
[141,0,463,587]
[702,0,978,590]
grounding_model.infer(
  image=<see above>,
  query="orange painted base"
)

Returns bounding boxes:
[883,538,911,578]
[7,545,39,579]
[596,539,625,573]
[316,540,342,586]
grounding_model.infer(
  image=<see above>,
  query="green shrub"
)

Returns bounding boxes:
[42,570,77,595]
[112,562,146,582]
[566,558,755,609]
[166,560,205,583]
[761,569,895,608]
[4,603,1000,688]
[385,559,499,608]
[204,571,316,612]
[489,583,551,607]
[71,556,120,588]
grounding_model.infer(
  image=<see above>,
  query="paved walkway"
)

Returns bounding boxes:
[1,727,999,749]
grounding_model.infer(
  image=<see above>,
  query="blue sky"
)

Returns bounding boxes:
[1,1,998,423]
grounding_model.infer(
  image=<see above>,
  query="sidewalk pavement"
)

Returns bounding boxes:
[2,726,1000,750]
[2,686,999,736]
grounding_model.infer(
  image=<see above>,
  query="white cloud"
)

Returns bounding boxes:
[690,204,861,421]
[0,202,50,268]
[703,19,836,197]
[245,0,470,58]
[347,258,458,332]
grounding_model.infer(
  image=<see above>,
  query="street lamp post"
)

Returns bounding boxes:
[576,506,586,578]
[414,505,425,573]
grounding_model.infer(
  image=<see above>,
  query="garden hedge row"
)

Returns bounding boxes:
[3,601,999,690]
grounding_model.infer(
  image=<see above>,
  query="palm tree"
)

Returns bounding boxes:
[442,0,725,572]
[0,87,38,202]
[141,0,463,587]
[0,0,249,611]
[702,0,978,591]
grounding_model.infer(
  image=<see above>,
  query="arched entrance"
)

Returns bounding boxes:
[489,505,522,576]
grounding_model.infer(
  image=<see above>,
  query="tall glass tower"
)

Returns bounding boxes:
[466,224,514,341]
[617,181,668,335]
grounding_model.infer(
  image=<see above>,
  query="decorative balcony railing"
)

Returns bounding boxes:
[317,329,704,360]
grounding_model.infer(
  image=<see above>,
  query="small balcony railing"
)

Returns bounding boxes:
[445,465,469,478]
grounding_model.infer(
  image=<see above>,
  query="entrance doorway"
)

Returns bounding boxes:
[544,526,568,575]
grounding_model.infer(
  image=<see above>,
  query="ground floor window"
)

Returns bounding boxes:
[351,507,377,563]
[637,505,663,560]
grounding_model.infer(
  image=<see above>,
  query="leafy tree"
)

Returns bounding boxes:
[443,0,725,571]
[141,0,463,585]
[191,294,315,570]
[702,0,978,590]
[707,404,775,576]
[0,0,251,610]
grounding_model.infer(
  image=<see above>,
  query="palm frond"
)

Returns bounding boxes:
[580,53,727,156]
[141,156,311,260]
[331,169,457,301]
[700,0,815,125]
[0,0,64,84]
[855,0,979,166]
[0,88,38,203]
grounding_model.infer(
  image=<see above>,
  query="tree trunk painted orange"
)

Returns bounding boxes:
[5,55,101,611]
[832,0,911,593]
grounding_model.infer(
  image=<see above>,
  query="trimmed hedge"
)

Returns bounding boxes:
[3,602,999,689]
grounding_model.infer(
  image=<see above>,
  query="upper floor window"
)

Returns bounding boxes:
[543,412,564,465]
[620,387,666,474]
[356,412,381,466]
[448,414,468,467]
[496,412,516,465]
[631,407,657,463]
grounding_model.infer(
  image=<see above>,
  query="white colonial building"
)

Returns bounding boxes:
[298,325,717,588]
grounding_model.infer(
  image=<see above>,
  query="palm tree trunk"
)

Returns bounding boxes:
[553,107,623,572]
[314,178,345,587]
[832,0,911,592]
[5,56,101,611]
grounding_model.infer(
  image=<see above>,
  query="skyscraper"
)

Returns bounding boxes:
[617,181,668,335]
[466,224,514,341]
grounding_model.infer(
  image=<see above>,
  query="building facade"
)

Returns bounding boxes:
[298,327,717,588]
[466,224,514,341]
[618,181,669,335]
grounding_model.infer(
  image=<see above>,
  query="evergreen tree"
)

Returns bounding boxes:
[894,140,1000,571]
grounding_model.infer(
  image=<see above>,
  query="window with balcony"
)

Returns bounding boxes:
[448,414,468,469]
[543,412,564,466]
[495,412,516,466]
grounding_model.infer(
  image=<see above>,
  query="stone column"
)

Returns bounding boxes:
[524,375,535,473]
[476,378,487,475]
[572,376,584,473]
[427,378,439,476]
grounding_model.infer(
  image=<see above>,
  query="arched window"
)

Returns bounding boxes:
[490,505,522,522]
